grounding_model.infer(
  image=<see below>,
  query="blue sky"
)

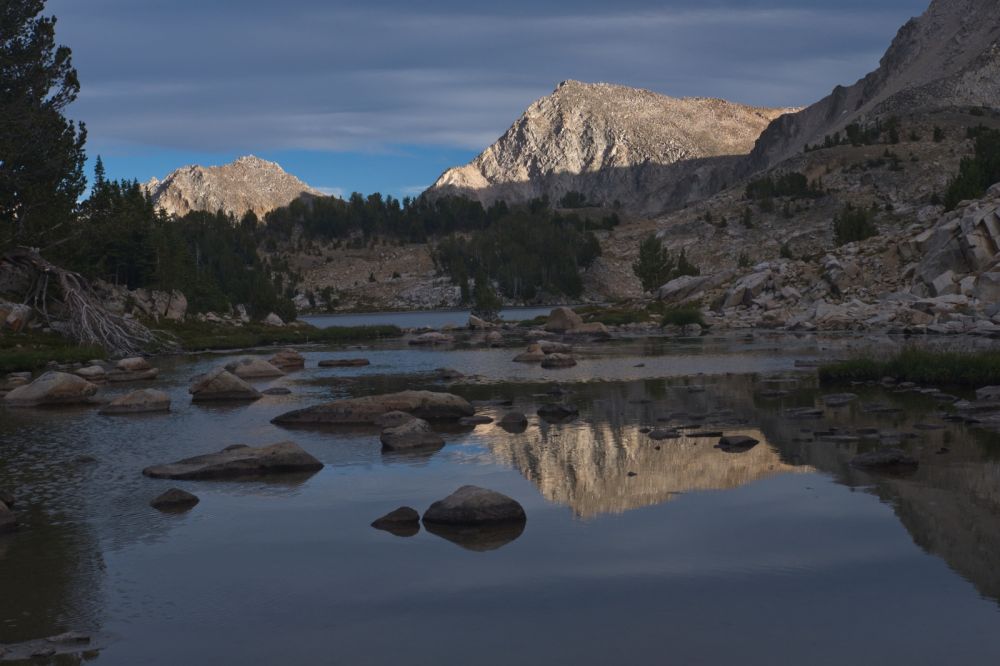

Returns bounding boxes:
[47,0,930,198]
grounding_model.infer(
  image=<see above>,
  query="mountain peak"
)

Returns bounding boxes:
[427,81,790,213]
[144,155,322,220]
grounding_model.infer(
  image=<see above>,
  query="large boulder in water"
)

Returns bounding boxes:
[142,441,323,480]
[380,418,445,452]
[272,390,474,425]
[3,371,98,407]
[423,486,526,526]
[544,307,583,333]
[224,357,285,379]
[99,388,171,415]
[189,367,262,402]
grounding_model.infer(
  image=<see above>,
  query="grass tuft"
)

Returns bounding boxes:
[819,348,1000,387]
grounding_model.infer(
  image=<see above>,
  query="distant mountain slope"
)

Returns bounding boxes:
[426,81,791,214]
[144,155,322,219]
[749,0,1000,170]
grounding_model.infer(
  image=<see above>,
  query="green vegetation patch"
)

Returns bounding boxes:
[819,348,1000,387]
[157,321,403,352]
[660,306,705,328]
[0,333,106,374]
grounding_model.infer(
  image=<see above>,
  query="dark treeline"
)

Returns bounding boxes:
[433,205,609,301]
[53,162,296,321]
[265,193,510,243]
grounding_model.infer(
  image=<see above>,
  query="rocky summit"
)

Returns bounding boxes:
[748,0,1000,170]
[144,155,323,219]
[427,81,790,214]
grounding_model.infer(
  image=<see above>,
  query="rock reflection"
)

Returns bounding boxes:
[423,521,526,552]
[482,409,807,518]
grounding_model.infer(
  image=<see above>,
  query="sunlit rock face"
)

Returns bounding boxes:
[427,80,790,215]
[144,155,322,220]
[482,421,808,519]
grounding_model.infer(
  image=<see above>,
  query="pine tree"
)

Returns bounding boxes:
[0,0,88,250]
[632,234,675,293]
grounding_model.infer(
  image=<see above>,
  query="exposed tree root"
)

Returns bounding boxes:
[3,248,177,357]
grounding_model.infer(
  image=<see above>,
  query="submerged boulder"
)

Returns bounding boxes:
[850,448,919,471]
[272,390,474,425]
[142,441,323,480]
[150,488,200,512]
[107,357,159,382]
[269,349,305,370]
[422,486,526,526]
[3,371,98,407]
[225,357,285,379]
[99,388,171,415]
[380,418,445,452]
[409,332,454,346]
[189,367,262,402]
[541,353,577,369]
[318,358,370,368]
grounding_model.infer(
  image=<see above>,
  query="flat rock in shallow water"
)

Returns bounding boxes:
[272,390,474,425]
[189,367,262,402]
[318,358,370,367]
[649,428,681,441]
[262,387,292,396]
[150,488,200,512]
[142,441,323,480]
[99,389,171,415]
[422,486,526,526]
[380,418,445,452]
[715,435,760,453]
[459,415,493,426]
[3,371,98,407]
[850,448,919,471]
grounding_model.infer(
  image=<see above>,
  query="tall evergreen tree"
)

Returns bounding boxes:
[0,0,87,250]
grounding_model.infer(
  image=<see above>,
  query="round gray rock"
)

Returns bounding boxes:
[422,486,526,526]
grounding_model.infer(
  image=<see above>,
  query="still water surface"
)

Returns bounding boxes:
[303,306,558,330]
[1,331,999,664]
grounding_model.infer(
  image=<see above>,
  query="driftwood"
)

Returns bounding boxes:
[2,248,177,357]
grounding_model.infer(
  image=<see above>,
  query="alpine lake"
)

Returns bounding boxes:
[2,316,1000,665]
